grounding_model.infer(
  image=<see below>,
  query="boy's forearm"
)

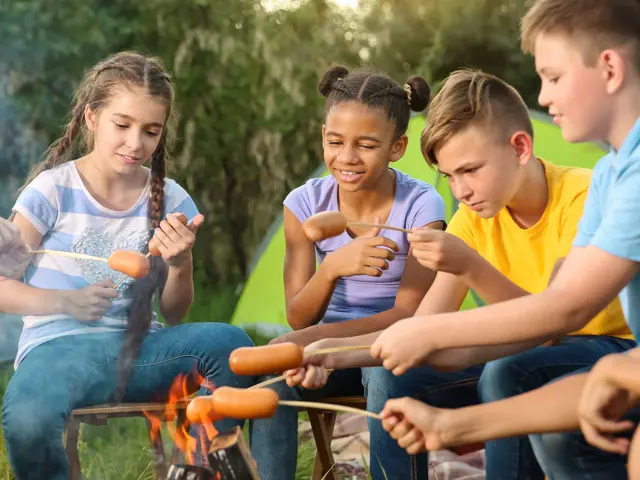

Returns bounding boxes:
[440,373,586,446]
[609,355,640,394]
[422,288,581,352]
[429,339,549,371]
[160,258,194,324]
[318,306,413,339]
[312,332,384,369]
[0,279,64,315]
[286,261,338,330]
[462,254,530,304]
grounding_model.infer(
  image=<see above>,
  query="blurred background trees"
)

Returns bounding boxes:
[0,0,541,311]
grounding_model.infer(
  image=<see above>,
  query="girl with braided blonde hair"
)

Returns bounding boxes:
[1,51,254,480]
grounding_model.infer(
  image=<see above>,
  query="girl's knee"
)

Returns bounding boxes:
[3,391,64,447]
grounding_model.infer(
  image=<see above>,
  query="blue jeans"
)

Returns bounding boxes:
[530,366,640,480]
[479,335,636,480]
[1,323,255,480]
[250,368,364,480]
[364,364,484,480]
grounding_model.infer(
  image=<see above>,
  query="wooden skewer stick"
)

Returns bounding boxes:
[249,369,337,390]
[30,249,108,263]
[278,400,381,420]
[247,346,370,389]
[347,221,412,234]
[311,344,371,356]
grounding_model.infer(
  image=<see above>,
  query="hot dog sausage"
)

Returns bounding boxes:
[107,250,150,279]
[302,211,347,242]
[149,213,188,256]
[186,387,280,422]
[185,395,225,424]
[229,342,304,376]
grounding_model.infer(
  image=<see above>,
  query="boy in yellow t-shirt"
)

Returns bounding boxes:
[284,69,633,480]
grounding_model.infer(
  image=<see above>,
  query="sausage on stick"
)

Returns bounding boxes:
[302,211,411,242]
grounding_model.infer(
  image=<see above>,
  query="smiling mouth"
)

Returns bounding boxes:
[340,170,365,175]
[118,154,141,163]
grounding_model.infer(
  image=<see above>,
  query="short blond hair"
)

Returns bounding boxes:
[521,0,640,69]
[420,69,532,166]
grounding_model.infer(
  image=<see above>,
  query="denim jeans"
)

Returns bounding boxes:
[530,367,640,480]
[479,335,636,480]
[1,323,255,480]
[250,368,364,480]
[363,364,484,480]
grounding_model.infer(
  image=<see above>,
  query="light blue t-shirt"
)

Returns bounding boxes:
[12,161,200,368]
[573,116,640,338]
[284,168,446,323]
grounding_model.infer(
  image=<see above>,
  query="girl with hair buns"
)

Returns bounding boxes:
[0,51,254,480]
[249,66,446,479]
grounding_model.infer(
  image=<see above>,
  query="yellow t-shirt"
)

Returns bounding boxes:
[447,158,631,339]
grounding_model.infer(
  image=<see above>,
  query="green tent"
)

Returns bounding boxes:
[231,111,607,333]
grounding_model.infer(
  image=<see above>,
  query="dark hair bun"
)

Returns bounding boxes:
[405,75,431,112]
[318,65,349,97]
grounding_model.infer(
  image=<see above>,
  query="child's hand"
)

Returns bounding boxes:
[324,218,398,279]
[0,218,32,279]
[381,397,446,454]
[56,279,120,321]
[152,213,205,268]
[370,317,435,375]
[284,340,336,389]
[578,354,637,454]
[407,228,476,276]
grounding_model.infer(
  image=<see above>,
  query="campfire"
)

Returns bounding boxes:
[143,371,260,480]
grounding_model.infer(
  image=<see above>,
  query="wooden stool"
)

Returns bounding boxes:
[303,396,485,480]
[65,400,190,480]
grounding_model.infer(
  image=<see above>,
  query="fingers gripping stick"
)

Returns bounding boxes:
[148,213,188,257]
[302,211,411,242]
[113,212,188,289]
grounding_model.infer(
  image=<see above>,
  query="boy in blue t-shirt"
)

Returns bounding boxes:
[373,0,640,478]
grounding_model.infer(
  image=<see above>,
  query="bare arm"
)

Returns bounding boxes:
[418,246,638,352]
[0,213,63,315]
[428,259,566,371]
[283,207,337,330]
[159,258,194,325]
[438,372,586,446]
[317,220,445,338]
[324,269,470,369]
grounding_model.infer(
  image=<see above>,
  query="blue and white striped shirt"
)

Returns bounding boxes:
[12,161,199,367]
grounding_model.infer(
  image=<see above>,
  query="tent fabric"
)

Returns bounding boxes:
[231,111,606,332]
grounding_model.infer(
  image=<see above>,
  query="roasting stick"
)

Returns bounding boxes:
[186,387,381,423]
[302,211,412,241]
[346,221,411,234]
[31,249,108,262]
[246,344,371,390]
[278,400,381,420]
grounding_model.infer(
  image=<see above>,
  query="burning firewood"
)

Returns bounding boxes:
[166,464,214,480]
[167,427,260,480]
[207,426,261,480]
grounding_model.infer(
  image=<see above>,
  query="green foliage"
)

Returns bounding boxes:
[0,0,544,297]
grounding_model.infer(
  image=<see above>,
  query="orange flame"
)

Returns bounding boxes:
[143,370,219,466]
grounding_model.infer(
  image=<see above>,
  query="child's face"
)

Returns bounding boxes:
[322,101,407,192]
[435,125,528,218]
[86,85,167,175]
[535,33,612,144]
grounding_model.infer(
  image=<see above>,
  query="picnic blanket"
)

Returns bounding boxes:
[300,413,486,479]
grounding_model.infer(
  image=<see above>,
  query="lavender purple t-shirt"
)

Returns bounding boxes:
[284,169,446,323]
